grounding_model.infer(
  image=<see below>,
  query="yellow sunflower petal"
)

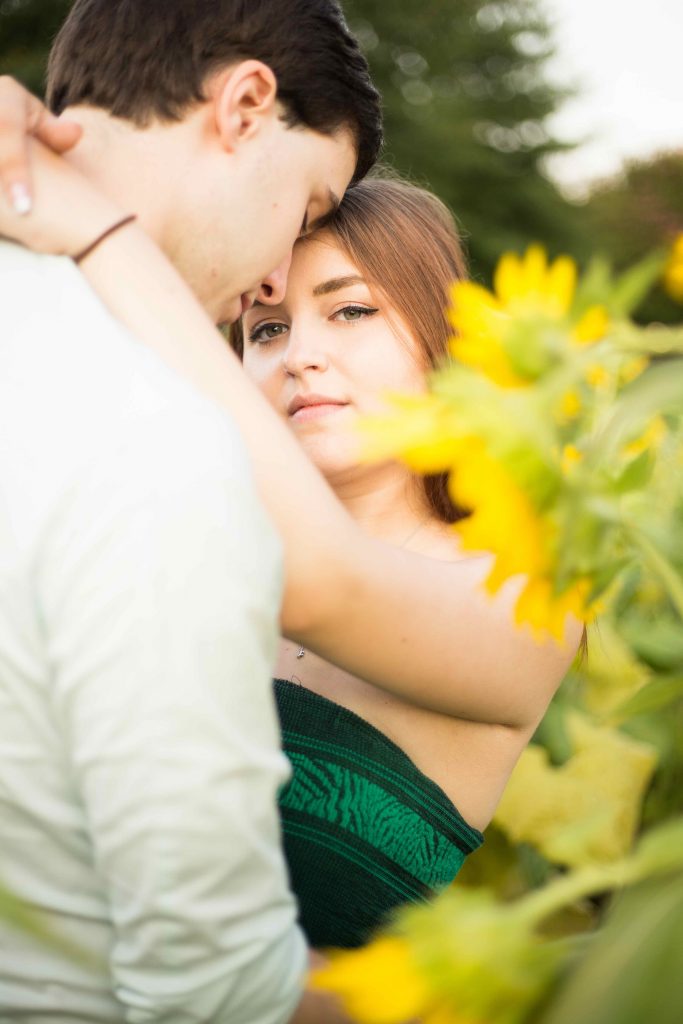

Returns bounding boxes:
[663,263,683,302]
[561,443,583,475]
[358,394,454,467]
[623,415,667,458]
[448,280,502,335]
[493,251,525,306]
[514,576,591,643]
[450,452,548,583]
[620,356,649,384]
[556,389,581,422]
[310,937,429,1024]
[450,331,523,387]
[545,255,577,317]
[514,577,554,635]
[585,363,611,389]
[573,305,609,346]
[493,246,577,321]
[521,245,548,298]
[663,233,683,302]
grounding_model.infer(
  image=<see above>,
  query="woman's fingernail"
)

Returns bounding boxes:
[10,183,32,215]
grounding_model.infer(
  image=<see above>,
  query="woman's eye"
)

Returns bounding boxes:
[333,305,379,322]
[248,322,288,344]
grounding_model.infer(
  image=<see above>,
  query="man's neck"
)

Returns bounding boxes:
[61,106,177,251]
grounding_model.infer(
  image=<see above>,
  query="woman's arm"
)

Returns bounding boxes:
[0,75,82,212]
[0,139,580,729]
[80,222,579,728]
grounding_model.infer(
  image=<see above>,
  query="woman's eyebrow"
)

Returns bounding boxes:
[312,274,366,296]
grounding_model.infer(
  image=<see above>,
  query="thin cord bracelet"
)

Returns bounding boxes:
[72,214,138,264]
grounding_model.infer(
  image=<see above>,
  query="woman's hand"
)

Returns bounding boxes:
[0,136,128,259]
[0,76,82,214]
[0,77,124,257]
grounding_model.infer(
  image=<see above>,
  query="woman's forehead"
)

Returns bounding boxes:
[291,232,365,284]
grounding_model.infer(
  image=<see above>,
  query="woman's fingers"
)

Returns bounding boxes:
[0,76,82,215]
[34,113,82,153]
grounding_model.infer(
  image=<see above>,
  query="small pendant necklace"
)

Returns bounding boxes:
[295,518,428,660]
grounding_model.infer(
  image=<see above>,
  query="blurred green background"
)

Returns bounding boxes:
[2,0,683,319]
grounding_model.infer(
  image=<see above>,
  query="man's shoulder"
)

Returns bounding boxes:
[1,240,130,357]
[0,238,59,276]
[0,240,77,312]
[0,241,122,368]
[0,241,219,428]
[0,242,252,508]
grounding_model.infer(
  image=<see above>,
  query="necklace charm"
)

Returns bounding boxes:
[296,646,305,659]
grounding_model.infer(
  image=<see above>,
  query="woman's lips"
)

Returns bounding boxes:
[290,402,349,423]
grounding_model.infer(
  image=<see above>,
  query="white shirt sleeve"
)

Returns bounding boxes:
[39,401,307,1024]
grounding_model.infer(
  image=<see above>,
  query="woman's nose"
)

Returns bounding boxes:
[283,328,330,375]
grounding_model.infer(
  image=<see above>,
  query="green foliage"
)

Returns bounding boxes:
[0,0,69,94]
[343,0,583,278]
[336,243,683,1022]
[539,872,683,1024]
[582,151,683,323]
[314,820,683,1023]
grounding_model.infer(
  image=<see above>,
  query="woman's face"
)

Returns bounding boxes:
[241,234,428,479]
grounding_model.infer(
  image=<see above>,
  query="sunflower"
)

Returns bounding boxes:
[449,247,608,386]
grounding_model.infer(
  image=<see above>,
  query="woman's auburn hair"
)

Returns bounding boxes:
[231,173,469,524]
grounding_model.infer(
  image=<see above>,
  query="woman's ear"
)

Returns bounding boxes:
[211,60,279,153]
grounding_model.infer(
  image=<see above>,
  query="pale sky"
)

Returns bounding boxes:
[541,0,683,196]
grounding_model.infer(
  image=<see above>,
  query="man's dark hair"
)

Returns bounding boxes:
[46,0,382,181]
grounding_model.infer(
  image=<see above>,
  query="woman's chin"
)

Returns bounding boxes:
[296,436,362,481]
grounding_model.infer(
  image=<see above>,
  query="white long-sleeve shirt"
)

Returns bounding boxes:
[0,242,306,1023]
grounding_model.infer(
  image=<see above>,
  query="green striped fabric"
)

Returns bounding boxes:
[274,679,484,949]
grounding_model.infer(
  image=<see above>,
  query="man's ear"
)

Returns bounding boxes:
[211,60,279,153]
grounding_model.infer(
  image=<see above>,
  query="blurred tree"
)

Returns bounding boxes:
[344,0,584,278]
[0,0,69,94]
[583,150,683,323]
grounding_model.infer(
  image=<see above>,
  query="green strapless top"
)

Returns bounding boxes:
[273,678,484,949]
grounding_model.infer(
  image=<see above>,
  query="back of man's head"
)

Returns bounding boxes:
[46,0,382,181]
